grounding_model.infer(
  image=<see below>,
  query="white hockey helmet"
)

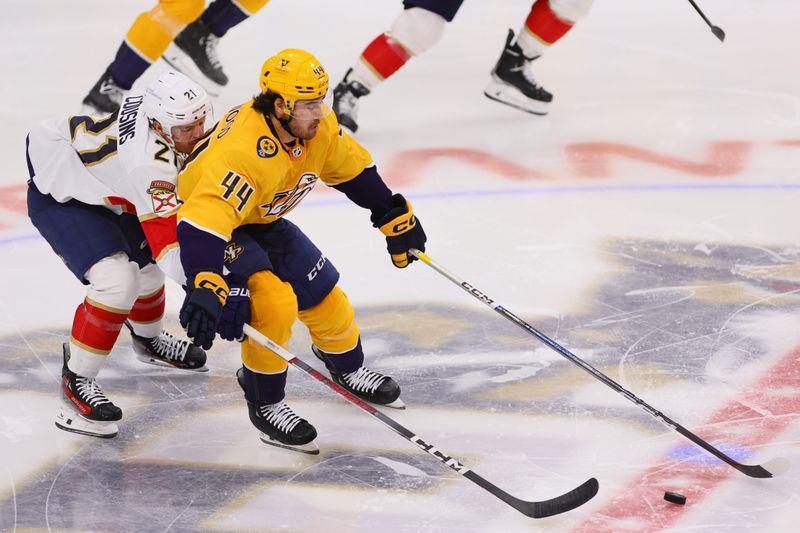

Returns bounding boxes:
[143,70,212,143]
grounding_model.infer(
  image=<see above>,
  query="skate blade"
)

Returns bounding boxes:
[258,433,320,455]
[381,397,406,410]
[162,44,223,97]
[136,353,209,372]
[483,80,550,116]
[55,407,118,438]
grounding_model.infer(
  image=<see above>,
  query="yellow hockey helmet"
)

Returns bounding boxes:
[259,49,330,117]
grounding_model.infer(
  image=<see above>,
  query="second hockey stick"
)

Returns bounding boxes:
[242,323,599,518]
[687,0,725,42]
[410,249,778,479]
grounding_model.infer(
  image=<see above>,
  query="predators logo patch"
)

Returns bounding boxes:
[224,242,244,263]
[259,173,318,217]
[147,180,178,213]
[257,136,278,158]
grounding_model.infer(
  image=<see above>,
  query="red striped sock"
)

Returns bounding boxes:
[361,32,412,80]
[71,298,129,355]
[129,285,165,325]
[525,0,575,46]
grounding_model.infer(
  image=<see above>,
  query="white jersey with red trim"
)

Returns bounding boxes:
[26,94,185,282]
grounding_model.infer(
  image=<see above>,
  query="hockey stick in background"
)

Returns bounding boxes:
[242,323,599,518]
[410,249,783,479]
[687,0,726,42]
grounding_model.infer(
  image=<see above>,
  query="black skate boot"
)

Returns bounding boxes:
[312,345,404,409]
[332,68,371,133]
[56,343,121,438]
[81,71,125,115]
[125,321,208,372]
[236,368,319,454]
[484,29,552,115]
[164,20,227,96]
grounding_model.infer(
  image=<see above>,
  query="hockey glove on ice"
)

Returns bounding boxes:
[371,194,426,268]
[179,272,228,350]
[217,273,251,342]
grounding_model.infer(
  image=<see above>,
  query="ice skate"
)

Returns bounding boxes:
[125,321,208,372]
[332,68,370,133]
[484,29,552,115]
[56,343,121,438]
[81,71,125,115]
[163,20,227,96]
[312,345,404,409]
[236,368,319,454]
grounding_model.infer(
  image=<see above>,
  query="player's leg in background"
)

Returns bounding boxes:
[125,262,209,372]
[299,287,404,408]
[27,184,142,437]
[164,0,271,96]
[82,0,205,114]
[332,0,463,133]
[484,0,594,115]
[119,214,208,371]
[249,218,403,408]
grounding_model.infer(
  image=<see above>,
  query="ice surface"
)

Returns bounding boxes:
[1,1,799,531]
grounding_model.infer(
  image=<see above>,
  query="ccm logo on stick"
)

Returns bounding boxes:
[461,282,494,305]
[410,435,470,474]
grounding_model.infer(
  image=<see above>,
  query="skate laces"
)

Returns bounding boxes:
[204,34,222,69]
[511,60,541,88]
[149,331,188,362]
[337,87,359,116]
[74,377,113,406]
[334,80,367,117]
[259,402,303,433]
[99,77,124,103]
[342,367,386,393]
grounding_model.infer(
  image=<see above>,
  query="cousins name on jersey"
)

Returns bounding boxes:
[118,95,144,145]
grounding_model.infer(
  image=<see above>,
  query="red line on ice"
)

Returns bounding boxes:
[571,344,800,532]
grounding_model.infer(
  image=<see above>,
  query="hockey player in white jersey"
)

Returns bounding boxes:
[26,70,213,438]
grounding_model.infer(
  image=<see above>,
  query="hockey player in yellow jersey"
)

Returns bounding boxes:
[176,48,427,454]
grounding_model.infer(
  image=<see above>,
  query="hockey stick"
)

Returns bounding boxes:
[410,249,777,478]
[242,323,599,518]
[687,0,725,42]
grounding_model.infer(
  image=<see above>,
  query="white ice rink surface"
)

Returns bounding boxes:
[2,0,800,531]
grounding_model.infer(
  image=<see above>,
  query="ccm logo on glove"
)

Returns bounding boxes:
[371,194,427,269]
[196,272,229,302]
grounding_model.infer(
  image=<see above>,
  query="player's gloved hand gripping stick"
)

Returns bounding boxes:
[371,194,426,268]
[217,273,250,342]
[180,271,228,349]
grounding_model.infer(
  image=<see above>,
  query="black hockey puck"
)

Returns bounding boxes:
[664,491,686,505]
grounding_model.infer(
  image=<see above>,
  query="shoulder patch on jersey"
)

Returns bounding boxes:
[147,180,175,193]
[256,136,278,158]
[147,180,178,213]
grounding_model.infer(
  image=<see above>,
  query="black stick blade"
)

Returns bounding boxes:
[529,477,599,519]
[711,25,726,42]
[738,464,773,479]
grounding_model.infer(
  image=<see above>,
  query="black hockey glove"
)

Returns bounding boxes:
[179,272,228,350]
[371,194,426,268]
[217,273,251,342]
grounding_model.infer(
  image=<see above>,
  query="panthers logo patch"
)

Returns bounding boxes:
[146,180,178,213]
[256,136,278,158]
